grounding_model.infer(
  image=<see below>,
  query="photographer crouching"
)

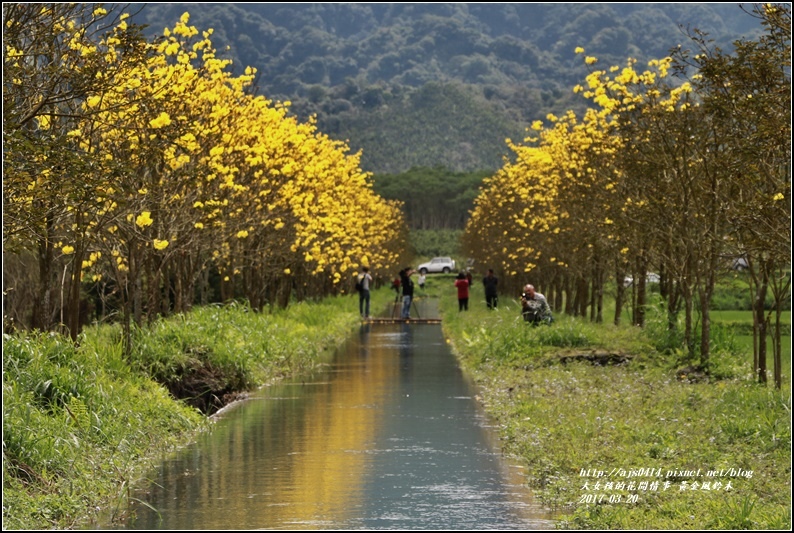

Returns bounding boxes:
[520,284,554,326]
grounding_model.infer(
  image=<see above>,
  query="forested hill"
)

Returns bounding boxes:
[130,3,761,173]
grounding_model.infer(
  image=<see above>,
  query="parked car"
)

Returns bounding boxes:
[417,257,456,274]
[623,273,660,287]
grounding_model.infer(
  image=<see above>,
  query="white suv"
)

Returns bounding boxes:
[417,257,456,274]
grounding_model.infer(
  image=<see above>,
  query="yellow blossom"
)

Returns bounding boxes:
[62,245,75,255]
[149,112,172,129]
[153,239,169,250]
[135,211,153,228]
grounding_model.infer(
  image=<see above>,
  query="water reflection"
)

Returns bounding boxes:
[121,300,555,530]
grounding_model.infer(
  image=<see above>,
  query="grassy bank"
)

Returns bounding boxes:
[3,291,388,530]
[432,276,791,530]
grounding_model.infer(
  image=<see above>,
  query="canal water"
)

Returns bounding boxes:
[120,300,555,530]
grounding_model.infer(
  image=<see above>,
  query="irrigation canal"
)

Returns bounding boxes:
[118,299,556,530]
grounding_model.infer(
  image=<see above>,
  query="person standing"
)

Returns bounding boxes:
[358,266,373,318]
[483,268,498,309]
[400,267,415,319]
[455,271,470,311]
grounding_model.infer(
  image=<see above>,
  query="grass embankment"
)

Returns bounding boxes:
[430,275,791,530]
[3,292,389,530]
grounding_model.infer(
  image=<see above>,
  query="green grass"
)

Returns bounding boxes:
[711,310,791,380]
[3,330,205,530]
[3,291,386,530]
[712,310,789,321]
[437,279,792,530]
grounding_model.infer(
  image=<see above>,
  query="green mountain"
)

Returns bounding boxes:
[130,3,761,173]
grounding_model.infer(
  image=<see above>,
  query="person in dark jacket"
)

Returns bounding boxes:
[400,267,415,319]
[357,266,373,318]
[483,268,498,309]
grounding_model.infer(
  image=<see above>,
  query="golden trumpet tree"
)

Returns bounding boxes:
[3,3,150,336]
[467,18,786,373]
[464,50,710,334]
[3,9,408,339]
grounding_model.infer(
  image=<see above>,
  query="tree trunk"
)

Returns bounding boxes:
[33,215,56,331]
[564,274,575,315]
[634,253,648,327]
[65,243,84,341]
[131,245,143,327]
[754,261,770,384]
[278,274,292,308]
[174,253,185,313]
[614,266,626,326]
[553,274,564,313]
[666,277,681,332]
[682,287,694,358]
[770,263,789,390]
[576,276,588,317]
[773,305,782,389]
[592,262,604,323]
[698,287,711,367]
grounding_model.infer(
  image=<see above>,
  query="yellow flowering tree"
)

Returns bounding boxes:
[4,9,409,342]
[3,3,150,336]
[467,19,787,371]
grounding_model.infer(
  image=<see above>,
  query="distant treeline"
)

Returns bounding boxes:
[372,166,489,230]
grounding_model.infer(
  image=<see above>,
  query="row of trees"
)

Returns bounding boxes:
[3,4,409,348]
[463,4,790,387]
